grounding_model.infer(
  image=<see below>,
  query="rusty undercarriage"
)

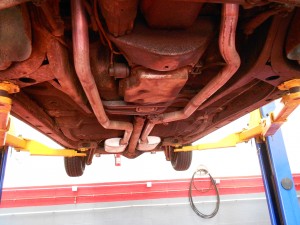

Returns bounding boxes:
[1,0,300,176]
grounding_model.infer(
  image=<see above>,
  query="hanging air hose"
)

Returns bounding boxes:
[189,168,220,219]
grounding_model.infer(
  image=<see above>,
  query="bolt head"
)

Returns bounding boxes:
[281,177,293,190]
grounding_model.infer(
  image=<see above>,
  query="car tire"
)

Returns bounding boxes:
[64,156,85,177]
[170,147,192,171]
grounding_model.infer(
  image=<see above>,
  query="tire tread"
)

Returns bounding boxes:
[64,157,85,177]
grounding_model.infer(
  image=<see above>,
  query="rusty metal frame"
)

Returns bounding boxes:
[140,3,241,144]
[71,0,133,146]
[174,79,300,152]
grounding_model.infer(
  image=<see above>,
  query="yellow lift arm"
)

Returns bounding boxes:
[0,82,85,157]
[175,79,300,152]
[5,133,86,157]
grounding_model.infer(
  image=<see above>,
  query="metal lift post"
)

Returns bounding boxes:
[257,103,300,225]
[0,147,8,202]
[175,79,300,225]
[258,80,300,225]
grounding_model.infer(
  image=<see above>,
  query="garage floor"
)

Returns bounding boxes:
[0,194,276,225]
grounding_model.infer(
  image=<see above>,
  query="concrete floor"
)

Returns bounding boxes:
[0,194,276,225]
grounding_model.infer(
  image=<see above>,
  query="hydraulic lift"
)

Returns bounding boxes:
[175,79,300,225]
[0,82,86,200]
[0,80,300,224]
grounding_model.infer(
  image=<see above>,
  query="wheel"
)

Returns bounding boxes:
[170,147,192,171]
[64,156,86,177]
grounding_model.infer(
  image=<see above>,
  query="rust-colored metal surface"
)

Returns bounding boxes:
[140,3,241,142]
[0,0,299,160]
[89,43,120,101]
[120,67,189,104]
[286,10,300,61]
[0,0,30,10]
[170,11,292,144]
[102,101,168,115]
[72,0,133,145]
[109,18,215,71]
[271,12,300,79]
[98,0,138,37]
[125,116,145,156]
[243,5,289,35]
[109,63,130,79]
[0,5,55,86]
[141,0,203,29]
[0,6,31,70]
[47,39,91,114]
[38,0,64,37]
[12,91,78,148]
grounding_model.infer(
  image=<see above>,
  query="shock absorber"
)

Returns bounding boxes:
[0,82,19,146]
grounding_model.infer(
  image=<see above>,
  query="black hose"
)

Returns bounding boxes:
[188,169,220,219]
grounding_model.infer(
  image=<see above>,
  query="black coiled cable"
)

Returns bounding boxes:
[188,169,220,219]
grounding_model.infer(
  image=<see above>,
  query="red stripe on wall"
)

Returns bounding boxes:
[1,175,300,208]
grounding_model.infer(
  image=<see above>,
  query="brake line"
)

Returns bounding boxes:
[188,169,220,219]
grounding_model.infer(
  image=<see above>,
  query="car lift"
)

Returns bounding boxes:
[0,82,86,200]
[0,80,299,224]
[175,79,300,225]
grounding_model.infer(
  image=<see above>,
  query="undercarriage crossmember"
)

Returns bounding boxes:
[0,0,299,176]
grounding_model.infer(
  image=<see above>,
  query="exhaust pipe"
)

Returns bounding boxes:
[125,116,145,157]
[140,4,241,145]
[72,0,133,151]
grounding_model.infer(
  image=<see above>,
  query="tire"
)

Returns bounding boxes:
[64,156,86,177]
[170,148,192,171]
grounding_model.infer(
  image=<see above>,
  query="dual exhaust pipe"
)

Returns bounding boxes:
[71,0,240,153]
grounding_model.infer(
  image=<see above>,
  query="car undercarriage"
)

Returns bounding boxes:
[0,0,300,176]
